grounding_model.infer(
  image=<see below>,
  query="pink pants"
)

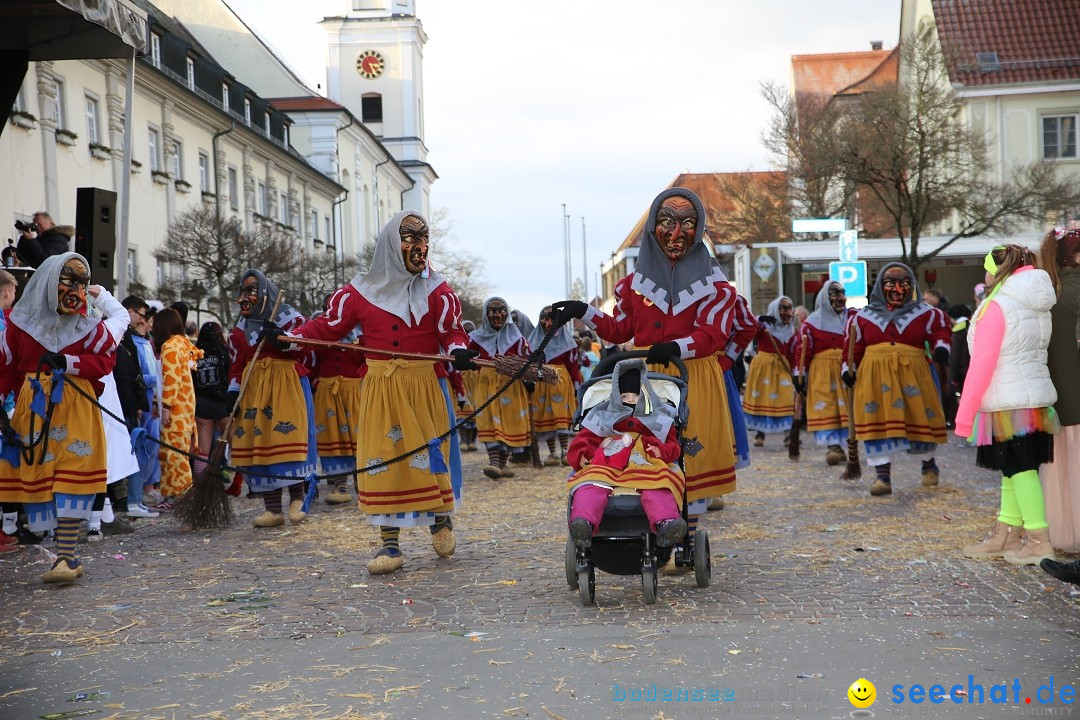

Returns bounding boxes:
[569,484,680,535]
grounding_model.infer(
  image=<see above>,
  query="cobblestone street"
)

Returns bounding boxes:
[1,435,1078,719]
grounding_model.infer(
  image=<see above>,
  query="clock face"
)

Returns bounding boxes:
[356,50,385,79]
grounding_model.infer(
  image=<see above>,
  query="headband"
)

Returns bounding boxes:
[983,245,1006,276]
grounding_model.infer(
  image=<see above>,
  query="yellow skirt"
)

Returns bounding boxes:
[460,368,479,414]
[231,357,311,467]
[646,354,736,501]
[474,365,531,448]
[568,435,685,498]
[742,352,795,418]
[314,375,363,457]
[531,365,576,433]
[0,373,107,503]
[853,344,946,444]
[356,358,455,516]
[806,348,847,432]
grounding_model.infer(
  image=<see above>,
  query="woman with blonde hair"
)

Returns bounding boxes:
[958,244,1059,566]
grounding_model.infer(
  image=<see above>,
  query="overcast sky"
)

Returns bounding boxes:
[225,0,900,321]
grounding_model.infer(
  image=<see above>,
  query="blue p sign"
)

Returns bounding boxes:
[829,261,868,298]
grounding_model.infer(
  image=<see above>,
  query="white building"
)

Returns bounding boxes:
[0,0,431,300]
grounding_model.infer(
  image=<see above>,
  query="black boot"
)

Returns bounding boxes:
[1040,558,1080,586]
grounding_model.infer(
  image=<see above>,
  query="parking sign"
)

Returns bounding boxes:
[829,261,868,298]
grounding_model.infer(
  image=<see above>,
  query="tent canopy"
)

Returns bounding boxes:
[0,0,146,61]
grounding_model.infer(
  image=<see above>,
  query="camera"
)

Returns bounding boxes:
[14,220,38,233]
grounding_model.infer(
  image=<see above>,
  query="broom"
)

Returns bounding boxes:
[764,329,801,460]
[173,293,283,529]
[283,336,559,385]
[839,323,862,480]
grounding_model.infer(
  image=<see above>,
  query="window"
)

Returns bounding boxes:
[264,113,271,137]
[228,166,238,210]
[325,216,331,244]
[280,192,289,223]
[53,79,65,128]
[309,209,318,239]
[257,181,266,215]
[244,98,251,125]
[186,58,195,89]
[148,126,160,171]
[127,249,137,285]
[284,124,290,147]
[150,33,161,68]
[221,83,229,109]
[1043,115,1078,160]
[198,152,210,193]
[361,93,383,123]
[85,96,100,144]
[156,262,164,287]
[171,140,183,180]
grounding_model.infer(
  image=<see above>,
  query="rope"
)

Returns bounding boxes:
[50,328,560,484]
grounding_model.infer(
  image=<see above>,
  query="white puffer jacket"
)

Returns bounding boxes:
[967,268,1057,413]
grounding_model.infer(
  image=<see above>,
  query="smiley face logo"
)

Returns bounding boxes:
[847,678,876,708]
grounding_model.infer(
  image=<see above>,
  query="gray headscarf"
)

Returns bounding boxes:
[528,306,577,361]
[765,296,796,344]
[804,282,847,335]
[858,262,932,333]
[581,359,676,441]
[630,187,727,315]
[9,252,99,352]
[469,296,525,356]
[350,210,445,327]
[512,309,535,340]
[234,269,304,346]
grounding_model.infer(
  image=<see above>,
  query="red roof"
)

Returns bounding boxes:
[266,96,347,112]
[792,50,893,98]
[933,0,1080,87]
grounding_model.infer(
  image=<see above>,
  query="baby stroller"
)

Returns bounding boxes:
[564,350,711,606]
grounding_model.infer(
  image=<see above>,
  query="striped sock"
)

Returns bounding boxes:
[263,490,283,514]
[487,446,501,466]
[286,482,304,500]
[687,515,698,547]
[54,517,80,562]
[498,448,509,468]
[333,477,347,492]
[875,463,892,484]
[380,526,401,556]
[546,436,557,455]
[558,434,569,455]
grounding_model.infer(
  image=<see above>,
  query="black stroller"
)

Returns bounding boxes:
[563,351,711,605]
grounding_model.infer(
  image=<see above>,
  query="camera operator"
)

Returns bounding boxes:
[16,211,71,268]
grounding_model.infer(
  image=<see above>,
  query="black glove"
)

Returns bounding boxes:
[226,390,239,414]
[793,377,806,395]
[758,314,777,325]
[41,352,67,370]
[933,346,949,365]
[550,300,589,328]
[523,380,536,394]
[450,348,480,371]
[260,321,289,350]
[841,370,857,388]
[645,341,681,366]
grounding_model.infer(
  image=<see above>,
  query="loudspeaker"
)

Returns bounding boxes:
[75,187,117,293]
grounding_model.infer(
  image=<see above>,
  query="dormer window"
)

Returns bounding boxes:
[244,98,251,125]
[186,57,195,89]
[222,83,229,108]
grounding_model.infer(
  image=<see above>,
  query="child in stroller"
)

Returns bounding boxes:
[566,359,689,549]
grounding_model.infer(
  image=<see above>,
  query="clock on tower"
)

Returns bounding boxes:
[356,50,385,79]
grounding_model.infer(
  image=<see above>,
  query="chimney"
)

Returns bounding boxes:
[870,40,883,51]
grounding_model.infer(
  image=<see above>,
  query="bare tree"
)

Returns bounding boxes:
[837,36,1080,269]
[712,171,792,246]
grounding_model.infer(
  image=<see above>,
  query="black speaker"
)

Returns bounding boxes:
[75,187,117,293]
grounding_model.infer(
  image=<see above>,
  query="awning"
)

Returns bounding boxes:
[765,234,1044,264]
[0,0,147,60]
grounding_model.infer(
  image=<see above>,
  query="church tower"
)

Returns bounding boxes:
[321,0,435,216]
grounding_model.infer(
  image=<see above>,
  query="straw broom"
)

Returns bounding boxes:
[839,322,862,480]
[174,293,283,529]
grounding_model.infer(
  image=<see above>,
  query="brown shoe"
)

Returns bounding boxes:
[500,467,515,478]
[921,468,940,487]
[253,511,285,528]
[326,489,352,505]
[1003,528,1056,566]
[869,479,892,496]
[752,432,765,448]
[825,446,845,466]
[483,465,502,480]
[367,550,404,575]
[288,499,307,524]
[42,557,84,583]
[962,521,1022,559]
[431,526,456,558]
[543,455,561,467]
[707,496,725,511]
